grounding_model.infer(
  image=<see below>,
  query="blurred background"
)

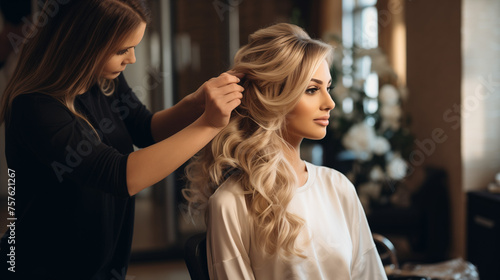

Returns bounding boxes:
[1,0,499,279]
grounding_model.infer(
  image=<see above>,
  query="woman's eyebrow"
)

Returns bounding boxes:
[120,45,136,51]
[310,78,332,85]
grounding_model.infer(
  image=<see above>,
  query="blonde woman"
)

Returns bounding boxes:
[183,23,386,279]
[0,0,243,279]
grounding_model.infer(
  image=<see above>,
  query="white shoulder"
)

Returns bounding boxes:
[305,163,362,220]
[206,177,254,278]
[208,177,249,217]
[311,164,357,195]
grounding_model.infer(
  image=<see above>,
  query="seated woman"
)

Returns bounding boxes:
[183,23,386,280]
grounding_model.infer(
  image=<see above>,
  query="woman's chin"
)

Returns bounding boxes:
[102,72,121,79]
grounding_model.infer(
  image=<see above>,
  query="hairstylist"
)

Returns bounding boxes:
[0,0,243,279]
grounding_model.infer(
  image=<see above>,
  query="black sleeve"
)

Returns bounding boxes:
[115,73,155,148]
[10,93,131,197]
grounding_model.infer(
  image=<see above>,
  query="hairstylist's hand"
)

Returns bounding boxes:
[188,71,244,111]
[197,72,244,129]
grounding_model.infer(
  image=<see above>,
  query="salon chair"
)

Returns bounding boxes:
[373,233,430,280]
[184,232,209,280]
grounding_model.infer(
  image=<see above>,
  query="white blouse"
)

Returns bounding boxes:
[207,161,387,280]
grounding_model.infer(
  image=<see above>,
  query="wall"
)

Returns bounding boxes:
[405,0,463,257]
[238,0,294,45]
[174,0,228,100]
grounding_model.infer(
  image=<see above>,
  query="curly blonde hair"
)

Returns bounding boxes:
[183,23,333,258]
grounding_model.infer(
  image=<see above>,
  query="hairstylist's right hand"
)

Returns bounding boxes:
[198,72,244,129]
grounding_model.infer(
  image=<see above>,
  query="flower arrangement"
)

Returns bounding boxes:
[326,42,414,213]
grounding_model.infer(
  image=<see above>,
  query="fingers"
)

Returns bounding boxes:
[226,70,245,79]
[202,91,242,128]
[219,83,244,95]
[220,91,243,106]
[226,97,242,110]
[204,85,242,121]
[205,82,244,102]
[208,72,243,88]
[199,71,244,128]
[206,87,243,110]
[210,92,242,114]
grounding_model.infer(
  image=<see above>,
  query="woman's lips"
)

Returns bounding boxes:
[314,116,330,126]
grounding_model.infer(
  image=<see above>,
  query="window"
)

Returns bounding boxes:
[341,0,379,122]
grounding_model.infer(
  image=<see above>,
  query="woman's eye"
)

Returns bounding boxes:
[327,86,334,92]
[306,87,318,95]
[117,48,129,55]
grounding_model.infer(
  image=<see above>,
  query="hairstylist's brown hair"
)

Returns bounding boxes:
[0,0,151,126]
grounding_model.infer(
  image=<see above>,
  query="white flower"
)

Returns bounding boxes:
[369,165,385,181]
[380,104,402,130]
[342,122,376,160]
[386,155,407,180]
[379,84,399,105]
[373,136,391,155]
[380,104,401,120]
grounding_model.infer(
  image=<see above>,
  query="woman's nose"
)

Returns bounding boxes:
[124,49,136,64]
[322,89,335,111]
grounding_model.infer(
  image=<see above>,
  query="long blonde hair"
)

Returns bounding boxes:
[183,23,333,258]
[0,0,150,126]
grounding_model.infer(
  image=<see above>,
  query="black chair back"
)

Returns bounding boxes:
[184,232,210,280]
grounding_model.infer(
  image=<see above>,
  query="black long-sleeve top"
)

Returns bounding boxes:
[0,74,155,279]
